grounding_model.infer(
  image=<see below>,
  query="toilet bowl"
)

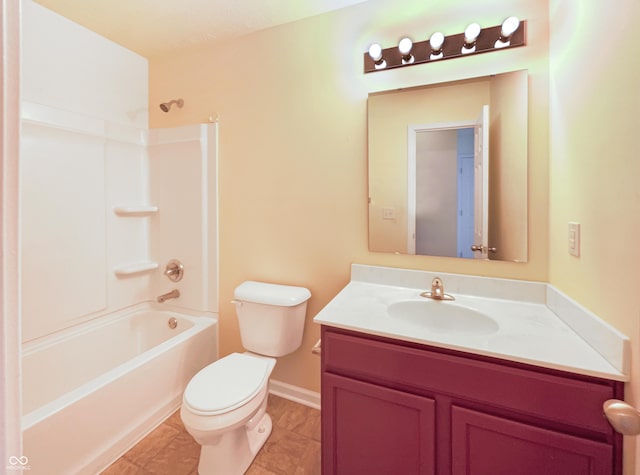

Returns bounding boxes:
[181,353,276,475]
[180,281,311,475]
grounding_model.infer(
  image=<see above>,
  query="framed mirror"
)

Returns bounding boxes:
[368,70,528,262]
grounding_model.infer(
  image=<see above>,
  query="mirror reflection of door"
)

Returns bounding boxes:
[408,105,489,258]
[368,70,528,262]
[457,129,475,258]
[473,104,490,259]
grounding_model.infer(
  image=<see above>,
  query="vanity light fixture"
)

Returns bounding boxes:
[462,23,481,54]
[429,32,445,59]
[368,43,387,69]
[363,17,526,73]
[495,16,520,48]
[398,37,414,64]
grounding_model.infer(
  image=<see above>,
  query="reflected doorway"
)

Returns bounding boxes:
[407,105,489,258]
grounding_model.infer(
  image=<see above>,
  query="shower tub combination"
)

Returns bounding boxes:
[22,306,217,475]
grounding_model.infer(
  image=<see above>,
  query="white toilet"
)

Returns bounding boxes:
[180,281,311,475]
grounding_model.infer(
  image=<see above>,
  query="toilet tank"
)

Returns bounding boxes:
[233,281,311,357]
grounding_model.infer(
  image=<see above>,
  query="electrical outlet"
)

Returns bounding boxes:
[568,222,580,257]
[382,207,396,220]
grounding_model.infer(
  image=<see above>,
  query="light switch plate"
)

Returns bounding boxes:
[568,222,580,257]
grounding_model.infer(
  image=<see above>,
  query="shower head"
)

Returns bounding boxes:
[159,98,184,112]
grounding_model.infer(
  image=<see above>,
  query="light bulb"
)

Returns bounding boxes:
[464,23,481,43]
[367,43,386,69]
[429,32,444,51]
[398,37,413,55]
[501,16,520,37]
[495,16,520,48]
[398,37,414,64]
[462,23,481,53]
[368,43,382,61]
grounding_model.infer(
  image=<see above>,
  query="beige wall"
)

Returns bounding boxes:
[548,0,640,471]
[21,1,150,342]
[149,0,640,469]
[149,0,550,394]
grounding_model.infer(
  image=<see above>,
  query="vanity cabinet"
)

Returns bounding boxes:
[320,326,623,475]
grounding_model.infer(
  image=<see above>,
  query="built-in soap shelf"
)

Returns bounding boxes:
[113,205,158,217]
[114,261,158,277]
[113,205,159,277]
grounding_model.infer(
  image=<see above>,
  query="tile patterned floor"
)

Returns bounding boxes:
[100,394,321,475]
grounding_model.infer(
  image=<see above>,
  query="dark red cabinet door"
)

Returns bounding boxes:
[451,406,613,475]
[321,327,621,474]
[322,373,436,475]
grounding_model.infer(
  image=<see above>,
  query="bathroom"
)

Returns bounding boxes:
[1,0,639,473]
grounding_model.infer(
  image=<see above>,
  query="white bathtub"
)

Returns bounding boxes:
[22,306,217,475]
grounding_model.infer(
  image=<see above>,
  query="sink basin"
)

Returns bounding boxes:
[386,299,499,335]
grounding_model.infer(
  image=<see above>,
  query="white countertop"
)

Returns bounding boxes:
[313,265,629,382]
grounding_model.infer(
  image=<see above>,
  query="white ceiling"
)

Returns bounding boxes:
[34,0,369,58]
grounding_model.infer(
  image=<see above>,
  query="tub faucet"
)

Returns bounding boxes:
[420,277,455,301]
[157,289,180,303]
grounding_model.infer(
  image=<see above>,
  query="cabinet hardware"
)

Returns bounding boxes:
[603,399,640,435]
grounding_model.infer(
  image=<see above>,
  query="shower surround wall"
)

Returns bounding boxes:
[21,0,218,341]
[148,124,219,313]
[21,0,150,341]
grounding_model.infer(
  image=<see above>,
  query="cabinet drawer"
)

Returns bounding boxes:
[322,329,615,435]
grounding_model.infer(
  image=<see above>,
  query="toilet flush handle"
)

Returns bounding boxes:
[312,339,321,356]
[231,300,243,307]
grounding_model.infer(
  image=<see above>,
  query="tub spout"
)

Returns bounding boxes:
[157,289,180,303]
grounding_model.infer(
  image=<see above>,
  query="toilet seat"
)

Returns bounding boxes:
[183,353,270,416]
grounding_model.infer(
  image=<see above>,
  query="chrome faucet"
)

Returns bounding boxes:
[420,277,455,301]
[157,289,180,303]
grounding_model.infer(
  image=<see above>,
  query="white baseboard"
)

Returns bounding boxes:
[268,379,321,411]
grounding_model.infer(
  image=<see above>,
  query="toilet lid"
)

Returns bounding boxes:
[183,353,269,415]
